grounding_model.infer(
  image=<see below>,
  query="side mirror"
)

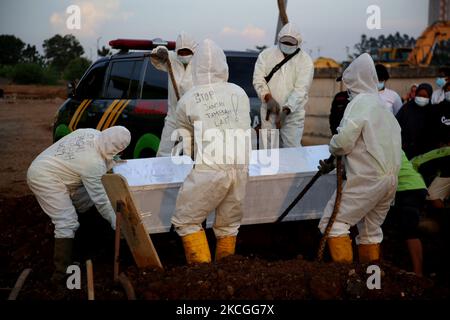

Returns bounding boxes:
[67,82,77,98]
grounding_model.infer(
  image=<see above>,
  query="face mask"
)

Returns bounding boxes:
[347,89,354,101]
[279,43,297,55]
[377,81,385,90]
[178,54,192,65]
[436,77,446,88]
[415,96,429,107]
[445,91,450,102]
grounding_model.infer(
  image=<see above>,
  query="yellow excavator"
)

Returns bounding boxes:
[407,20,450,66]
[377,21,450,67]
[314,57,341,69]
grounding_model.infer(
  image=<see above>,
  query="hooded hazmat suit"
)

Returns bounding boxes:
[27,126,131,238]
[151,32,197,157]
[253,23,314,148]
[171,39,251,263]
[318,53,401,262]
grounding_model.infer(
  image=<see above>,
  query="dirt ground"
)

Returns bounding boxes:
[0,97,62,197]
[0,95,449,300]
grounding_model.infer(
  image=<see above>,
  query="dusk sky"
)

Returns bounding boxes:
[0,0,428,61]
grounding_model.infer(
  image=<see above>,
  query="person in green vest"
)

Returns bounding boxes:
[394,150,428,276]
[411,146,450,209]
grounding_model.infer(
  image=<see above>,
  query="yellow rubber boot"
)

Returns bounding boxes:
[327,235,353,263]
[358,244,380,263]
[181,230,211,264]
[215,236,236,261]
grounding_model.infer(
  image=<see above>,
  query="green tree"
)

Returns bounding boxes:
[351,32,416,58]
[12,63,44,84]
[63,57,91,81]
[21,44,44,65]
[97,45,111,57]
[0,34,25,65]
[43,34,84,73]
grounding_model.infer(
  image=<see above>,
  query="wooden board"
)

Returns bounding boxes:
[102,173,163,269]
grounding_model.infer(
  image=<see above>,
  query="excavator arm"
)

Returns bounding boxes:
[407,21,450,66]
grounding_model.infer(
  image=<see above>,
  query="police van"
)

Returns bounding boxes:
[53,38,261,159]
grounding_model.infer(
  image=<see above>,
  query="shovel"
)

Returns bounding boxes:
[275,155,335,223]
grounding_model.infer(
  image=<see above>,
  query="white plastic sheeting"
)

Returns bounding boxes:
[112,145,336,233]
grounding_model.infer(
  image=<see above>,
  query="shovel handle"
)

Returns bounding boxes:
[275,155,335,223]
[148,53,180,101]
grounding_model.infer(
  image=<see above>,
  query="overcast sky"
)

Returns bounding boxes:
[0,0,429,61]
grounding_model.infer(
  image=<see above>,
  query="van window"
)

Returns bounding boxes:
[141,62,168,99]
[129,60,143,99]
[105,60,143,99]
[227,56,257,97]
[76,61,108,98]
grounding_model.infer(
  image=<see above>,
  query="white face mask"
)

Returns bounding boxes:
[279,43,297,55]
[445,91,450,102]
[178,54,192,65]
[377,81,385,90]
[415,96,429,107]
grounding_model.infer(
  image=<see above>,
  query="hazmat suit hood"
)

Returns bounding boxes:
[277,23,302,47]
[191,39,229,86]
[95,126,131,161]
[343,53,378,95]
[176,31,198,54]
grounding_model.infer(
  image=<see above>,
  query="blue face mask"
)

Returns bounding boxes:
[279,43,297,55]
[377,81,385,91]
[436,77,446,88]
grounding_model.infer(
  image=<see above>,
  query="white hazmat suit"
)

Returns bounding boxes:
[253,23,314,148]
[27,127,131,238]
[171,39,251,264]
[318,53,401,261]
[151,32,197,157]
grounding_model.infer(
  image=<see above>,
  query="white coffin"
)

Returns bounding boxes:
[112,145,336,234]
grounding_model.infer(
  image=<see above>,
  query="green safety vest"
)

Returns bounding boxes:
[397,150,427,192]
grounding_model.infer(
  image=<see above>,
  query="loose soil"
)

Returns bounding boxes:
[0,96,448,300]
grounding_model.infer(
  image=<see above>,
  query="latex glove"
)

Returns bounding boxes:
[155,47,169,63]
[276,107,291,129]
[265,94,280,121]
[113,155,127,164]
[318,158,335,175]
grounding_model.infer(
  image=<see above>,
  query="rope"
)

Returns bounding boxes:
[316,156,343,262]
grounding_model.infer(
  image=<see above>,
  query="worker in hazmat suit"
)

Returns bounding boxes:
[151,31,197,157]
[253,22,314,149]
[318,53,402,263]
[171,39,252,264]
[27,126,131,281]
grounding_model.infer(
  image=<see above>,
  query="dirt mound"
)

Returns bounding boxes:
[128,256,438,300]
[1,195,449,300]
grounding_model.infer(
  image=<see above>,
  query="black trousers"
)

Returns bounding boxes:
[394,189,427,240]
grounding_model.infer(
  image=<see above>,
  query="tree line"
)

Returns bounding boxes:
[0,34,111,85]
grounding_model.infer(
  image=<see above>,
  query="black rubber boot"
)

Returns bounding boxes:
[51,238,74,283]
